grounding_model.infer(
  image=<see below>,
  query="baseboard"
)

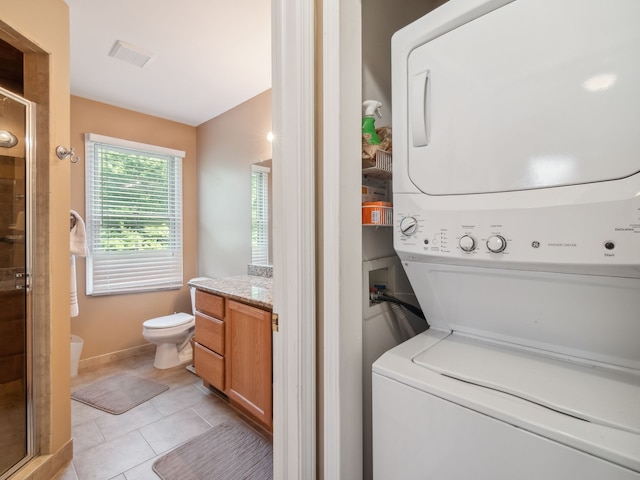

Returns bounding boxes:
[78,343,155,372]
[10,438,73,480]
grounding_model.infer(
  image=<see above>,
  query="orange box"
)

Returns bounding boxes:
[362,201,392,225]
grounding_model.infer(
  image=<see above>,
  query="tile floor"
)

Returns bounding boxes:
[53,350,269,480]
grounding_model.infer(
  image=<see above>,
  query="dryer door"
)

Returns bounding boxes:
[406,0,640,195]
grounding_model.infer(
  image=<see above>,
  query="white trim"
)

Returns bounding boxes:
[272,0,316,478]
[86,133,185,158]
[323,0,364,478]
[323,0,342,475]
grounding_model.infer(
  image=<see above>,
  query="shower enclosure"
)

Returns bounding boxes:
[0,86,34,479]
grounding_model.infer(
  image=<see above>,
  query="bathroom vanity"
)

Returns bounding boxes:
[189,276,273,430]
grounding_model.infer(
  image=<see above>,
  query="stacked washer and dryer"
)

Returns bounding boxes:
[373,0,640,478]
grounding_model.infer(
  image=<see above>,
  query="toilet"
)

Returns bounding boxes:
[142,278,206,369]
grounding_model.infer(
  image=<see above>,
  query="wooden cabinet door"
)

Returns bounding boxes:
[225,300,272,429]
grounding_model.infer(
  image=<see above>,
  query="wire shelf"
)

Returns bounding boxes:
[362,150,392,179]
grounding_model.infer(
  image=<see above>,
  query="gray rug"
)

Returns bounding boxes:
[153,422,273,480]
[71,373,169,415]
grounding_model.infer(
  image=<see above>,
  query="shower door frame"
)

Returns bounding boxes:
[0,86,36,480]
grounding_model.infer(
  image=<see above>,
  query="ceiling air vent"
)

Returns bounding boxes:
[108,40,154,68]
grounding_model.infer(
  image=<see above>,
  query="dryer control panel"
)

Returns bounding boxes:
[394,193,640,277]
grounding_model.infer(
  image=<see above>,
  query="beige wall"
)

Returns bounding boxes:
[1,0,72,468]
[196,89,272,278]
[70,96,197,359]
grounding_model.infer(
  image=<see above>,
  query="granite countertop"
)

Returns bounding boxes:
[189,275,273,310]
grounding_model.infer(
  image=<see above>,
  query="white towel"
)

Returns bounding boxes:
[70,210,87,317]
[70,210,88,257]
[70,255,79,317]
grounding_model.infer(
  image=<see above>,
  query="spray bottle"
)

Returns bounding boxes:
[362,100,382,145]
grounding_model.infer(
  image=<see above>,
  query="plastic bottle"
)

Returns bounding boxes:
[362,100,382,145]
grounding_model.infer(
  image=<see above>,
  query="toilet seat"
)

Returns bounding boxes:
[143,312,194,329]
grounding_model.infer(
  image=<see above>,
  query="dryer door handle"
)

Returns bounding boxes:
[411,70,430,147]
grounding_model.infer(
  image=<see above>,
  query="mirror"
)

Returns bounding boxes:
[251,159,272,266]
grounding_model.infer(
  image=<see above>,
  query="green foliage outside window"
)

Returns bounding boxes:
[93,148,176,252]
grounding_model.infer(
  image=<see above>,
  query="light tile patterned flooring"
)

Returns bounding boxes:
[53,350,266,480]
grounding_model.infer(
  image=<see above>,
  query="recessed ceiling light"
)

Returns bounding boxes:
[108,40,154,68]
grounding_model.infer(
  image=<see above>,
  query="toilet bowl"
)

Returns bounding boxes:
[142,278,207,369]
[143,312,195,369]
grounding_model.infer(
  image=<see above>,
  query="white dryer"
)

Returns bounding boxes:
[373,0,640,478]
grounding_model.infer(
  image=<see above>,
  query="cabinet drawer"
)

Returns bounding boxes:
[195,312,224,355]
[194,342,224,391]
[195,290,225,318]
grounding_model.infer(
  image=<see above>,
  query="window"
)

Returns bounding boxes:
[85,133,185,295]
[251,164,270,265]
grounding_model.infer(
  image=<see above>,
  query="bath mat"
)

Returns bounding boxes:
[153,422,273,480]
[71,373,169,415]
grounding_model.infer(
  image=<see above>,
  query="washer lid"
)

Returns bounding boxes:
[143,312,194,329]
[413,334,640,435]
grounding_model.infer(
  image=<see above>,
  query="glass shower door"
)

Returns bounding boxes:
[0,87,33,478]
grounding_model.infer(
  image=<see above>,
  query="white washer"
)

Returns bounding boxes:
[374,0,640,478]
[373,330,640,479]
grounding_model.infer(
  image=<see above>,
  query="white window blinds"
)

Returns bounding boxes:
[251,165,270,265]
[85,133,185,295]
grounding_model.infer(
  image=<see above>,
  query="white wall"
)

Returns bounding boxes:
[196,90,272,278]
[361,2,445,478]
[362,0,446,127]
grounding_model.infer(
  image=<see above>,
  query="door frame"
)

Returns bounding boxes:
[272,0,363,477]
[271,0,317,477]
[320,0,364,478]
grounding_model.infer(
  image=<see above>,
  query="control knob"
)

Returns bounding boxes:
[400,216,418,236]
[459,235,476,252]
[486,235,507,253]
